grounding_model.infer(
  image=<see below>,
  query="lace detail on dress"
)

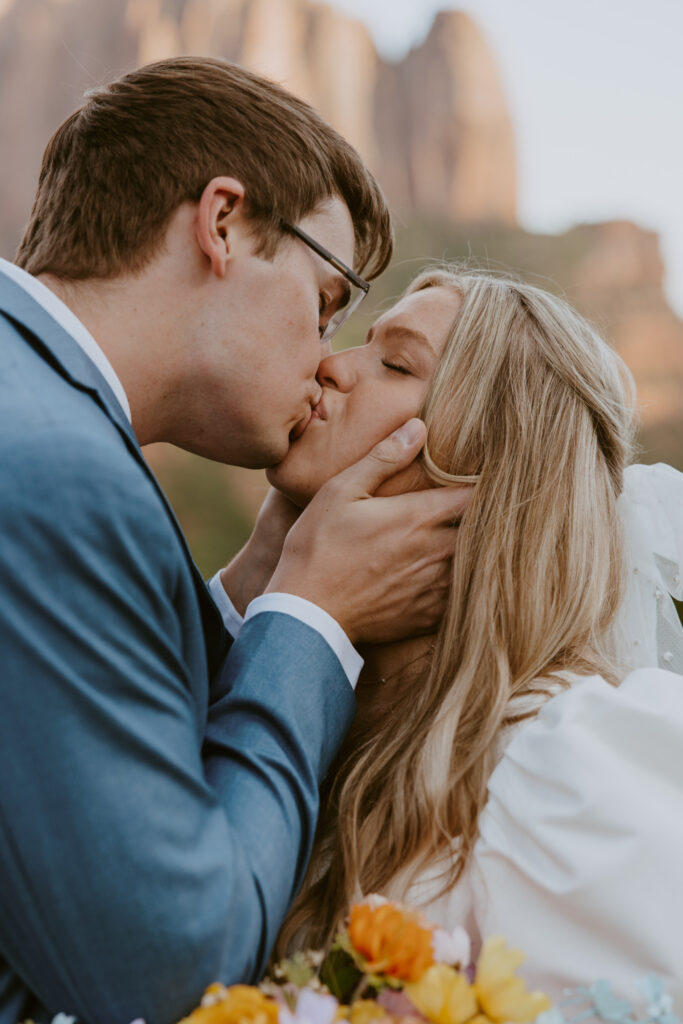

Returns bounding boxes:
[611,463,683,675]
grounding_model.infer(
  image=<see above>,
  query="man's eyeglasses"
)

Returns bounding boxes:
[282,221,370,344]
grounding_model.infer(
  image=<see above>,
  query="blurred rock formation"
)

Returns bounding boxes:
[0,0,518,230]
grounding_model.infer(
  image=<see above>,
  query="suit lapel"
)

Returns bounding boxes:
[0,272,229,677]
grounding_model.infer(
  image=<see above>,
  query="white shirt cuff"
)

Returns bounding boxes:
[208,571,245,640]
[245,593,363,690]
[207,577,363,690]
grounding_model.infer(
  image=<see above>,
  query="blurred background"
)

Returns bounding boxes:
[1,0,681,575]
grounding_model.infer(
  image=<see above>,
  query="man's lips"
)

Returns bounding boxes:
[290,400,327,441]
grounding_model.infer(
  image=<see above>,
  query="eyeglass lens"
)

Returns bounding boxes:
[322,280,367,343]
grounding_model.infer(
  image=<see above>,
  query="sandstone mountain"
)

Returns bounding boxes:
[0,0,517,241]
[131,0,518,224]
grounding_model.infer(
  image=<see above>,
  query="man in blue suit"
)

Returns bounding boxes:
[0,58,464,1023]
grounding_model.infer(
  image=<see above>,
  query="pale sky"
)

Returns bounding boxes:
[329,0,683,317]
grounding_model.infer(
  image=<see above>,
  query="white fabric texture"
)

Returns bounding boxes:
[408,671,683,1005]
[207,571,250,639]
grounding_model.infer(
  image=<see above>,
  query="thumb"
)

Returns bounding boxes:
[340,418,428,498]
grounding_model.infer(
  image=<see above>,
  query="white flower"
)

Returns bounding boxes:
[364,893,389,909]
[432,925,471,968]
[279,989,339,1024]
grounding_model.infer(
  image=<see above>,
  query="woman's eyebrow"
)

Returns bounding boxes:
[380,324,437,355]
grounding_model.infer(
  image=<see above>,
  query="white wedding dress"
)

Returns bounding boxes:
[404,463,683,1007]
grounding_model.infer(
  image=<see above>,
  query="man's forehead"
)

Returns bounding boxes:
[299,198,356,266]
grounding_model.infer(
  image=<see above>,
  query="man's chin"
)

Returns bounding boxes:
[170,434,286,470]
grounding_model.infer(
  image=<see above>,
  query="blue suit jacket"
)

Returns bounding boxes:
[0,272,356,1024]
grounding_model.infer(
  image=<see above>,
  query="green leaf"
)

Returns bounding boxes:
[320,948,364,1002]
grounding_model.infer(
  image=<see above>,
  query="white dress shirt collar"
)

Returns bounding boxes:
[0,258,132,423]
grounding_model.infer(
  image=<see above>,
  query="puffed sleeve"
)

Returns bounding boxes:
[470,671,683,1004]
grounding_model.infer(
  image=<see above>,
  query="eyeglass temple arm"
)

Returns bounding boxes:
[281,220,370,294]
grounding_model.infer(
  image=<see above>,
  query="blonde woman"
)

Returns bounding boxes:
[256,268,683,1002]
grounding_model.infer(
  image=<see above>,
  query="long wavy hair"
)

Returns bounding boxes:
[278,268,637,952]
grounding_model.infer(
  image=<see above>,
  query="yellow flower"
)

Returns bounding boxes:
[473,938,551,1023]
[405,964,478,1024]
[348,900,435,982]
[178,984,280,1024]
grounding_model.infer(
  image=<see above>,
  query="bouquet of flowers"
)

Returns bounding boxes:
[176,896,680,1024]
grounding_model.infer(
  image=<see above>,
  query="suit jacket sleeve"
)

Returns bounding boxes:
[0,428,356,1024]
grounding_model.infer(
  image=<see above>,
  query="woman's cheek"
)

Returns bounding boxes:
[267,433,360,503]
[268,398,410,503]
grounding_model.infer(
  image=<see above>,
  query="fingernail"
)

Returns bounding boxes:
[394,419,424,447]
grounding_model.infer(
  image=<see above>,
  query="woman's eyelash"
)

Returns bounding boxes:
[382,360,411,375]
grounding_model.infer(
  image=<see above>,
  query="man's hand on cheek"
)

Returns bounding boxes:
[266,419,474,645]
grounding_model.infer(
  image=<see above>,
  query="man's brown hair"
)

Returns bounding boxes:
[16,56,392,281]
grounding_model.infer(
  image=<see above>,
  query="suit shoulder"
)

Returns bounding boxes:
[1,423,174,552]
[6,419,142,484]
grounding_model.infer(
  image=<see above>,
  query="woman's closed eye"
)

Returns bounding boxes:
[382,359,413,375]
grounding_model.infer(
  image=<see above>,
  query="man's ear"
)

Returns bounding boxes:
[196,176,246,277]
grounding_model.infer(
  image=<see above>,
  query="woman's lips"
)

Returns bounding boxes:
[290,402,326,441]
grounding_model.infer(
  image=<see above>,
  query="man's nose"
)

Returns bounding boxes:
[316,348,357,392]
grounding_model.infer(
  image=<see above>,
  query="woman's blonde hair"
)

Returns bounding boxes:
[279,267,637,952]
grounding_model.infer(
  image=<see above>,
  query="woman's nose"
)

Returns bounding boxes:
[316,347,359,392]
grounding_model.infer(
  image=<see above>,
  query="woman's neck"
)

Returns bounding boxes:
[356,634,437,718]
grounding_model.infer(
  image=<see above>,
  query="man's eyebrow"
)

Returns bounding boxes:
[336,278,352,311]
[366,323,437,355]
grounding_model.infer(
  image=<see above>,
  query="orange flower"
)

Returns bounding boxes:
[178,984,280,1024]
[348,899,436,982]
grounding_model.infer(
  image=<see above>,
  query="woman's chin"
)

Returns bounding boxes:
[265,465,317,509]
